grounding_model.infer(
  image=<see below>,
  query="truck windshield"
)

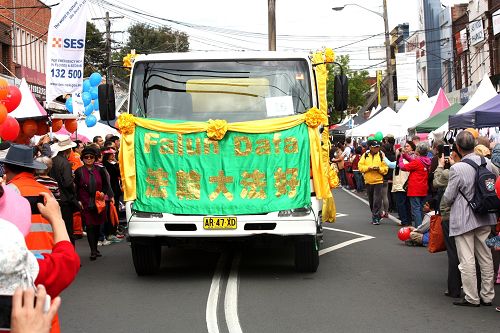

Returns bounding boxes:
[129,59,312,122]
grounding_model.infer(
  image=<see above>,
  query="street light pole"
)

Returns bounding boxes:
[332,1,394,109]
[382,0,394,109]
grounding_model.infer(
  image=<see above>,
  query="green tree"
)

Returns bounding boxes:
[326,55,371,122]
[84,22,106,77]
[113,23,190,80]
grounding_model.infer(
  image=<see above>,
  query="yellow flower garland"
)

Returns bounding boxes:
[116,114,136,135]
[305,107,327,128]
[206,119,228,140]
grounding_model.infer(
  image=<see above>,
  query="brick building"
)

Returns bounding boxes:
[0,0,50,101]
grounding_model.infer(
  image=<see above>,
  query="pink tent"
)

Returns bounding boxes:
[428,88,450,117]
[55,127,90,143]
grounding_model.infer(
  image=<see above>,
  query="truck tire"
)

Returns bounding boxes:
[294,235,319,273]
[131,241,161,276]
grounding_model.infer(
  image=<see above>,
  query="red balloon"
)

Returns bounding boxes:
[3,85,22,113]
[496,177,500,200]
[36,121,49,135]
[398,227,412,242]
[52,119,63,132]
[22,119,38,137]
[64,119,78,133]
[0,116,20,141]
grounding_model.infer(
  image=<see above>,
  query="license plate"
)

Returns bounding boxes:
[203,217,237,230]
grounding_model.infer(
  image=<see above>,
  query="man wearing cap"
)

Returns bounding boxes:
[0,144,54,259]
[50,135,79,246]
[358,140,389,225]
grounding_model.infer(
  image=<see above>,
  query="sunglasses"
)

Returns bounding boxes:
[83,155,95,160]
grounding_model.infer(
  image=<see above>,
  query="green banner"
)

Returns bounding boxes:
[133,123,311,215]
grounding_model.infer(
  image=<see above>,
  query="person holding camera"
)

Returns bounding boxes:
[398,142,432,228]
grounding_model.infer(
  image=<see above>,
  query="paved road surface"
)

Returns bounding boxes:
[60,188,500,332]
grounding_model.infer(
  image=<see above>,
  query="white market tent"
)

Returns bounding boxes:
[432,73,497,136]
[346,107,398,137]
[367,104,382,119]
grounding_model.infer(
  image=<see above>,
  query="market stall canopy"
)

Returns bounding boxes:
[334,114,368,132]
[449,94,500,129]
[412,103,462,133]
[428,88,450,117]
[433,73,496,134]
[367,104,382,118]
[10,78,48,120]
[346,107,399,137]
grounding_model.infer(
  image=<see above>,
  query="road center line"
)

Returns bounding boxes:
[319,236,375,256]
[224,253,243,333]
[206,253,227,333]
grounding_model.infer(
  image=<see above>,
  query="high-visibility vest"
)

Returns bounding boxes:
[9,172,54,257]
[9,172,61,333]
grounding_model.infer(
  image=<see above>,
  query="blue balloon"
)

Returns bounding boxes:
[84,103,94,116]
[90,86,98,100]
[65,97,73,113]
[89,72,102,87]
[82,92,92,106]
[82,79,91,92]
[85,114,97,127]
[93,99,99,111]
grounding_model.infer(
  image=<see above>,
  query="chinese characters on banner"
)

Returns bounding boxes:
[45,0,88,102]
[133,124,311,215]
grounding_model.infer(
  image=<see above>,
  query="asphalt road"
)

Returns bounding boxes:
[59,188,500,333]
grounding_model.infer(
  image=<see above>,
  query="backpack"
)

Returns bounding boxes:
[459,157,500,215]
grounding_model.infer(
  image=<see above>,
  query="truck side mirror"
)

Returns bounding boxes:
[98,83,116,121]
[333,74,348,112]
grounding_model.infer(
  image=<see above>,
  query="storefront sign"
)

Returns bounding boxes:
[469,19,485,46]
[455,29,468,55]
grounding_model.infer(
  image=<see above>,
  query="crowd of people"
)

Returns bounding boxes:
[0,133,123,332]
[331,129,500,311]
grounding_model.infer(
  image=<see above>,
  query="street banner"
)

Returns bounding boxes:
[396,52,418,100]
[45,0,88,102]
[133,123,311,215]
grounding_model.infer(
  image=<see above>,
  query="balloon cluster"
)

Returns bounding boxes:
[0,78,22,141]
[367,131,384,142]
[65,72,102,129]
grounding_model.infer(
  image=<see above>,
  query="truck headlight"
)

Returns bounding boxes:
[278,207,311,217]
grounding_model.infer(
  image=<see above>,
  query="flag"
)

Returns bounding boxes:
[45,0,88,102]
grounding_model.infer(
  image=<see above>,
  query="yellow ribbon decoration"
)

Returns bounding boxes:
[206,119,228,140]
[117,109,332,204]
[304,107,327,128]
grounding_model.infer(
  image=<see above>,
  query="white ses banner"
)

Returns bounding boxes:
[46,0,88,102]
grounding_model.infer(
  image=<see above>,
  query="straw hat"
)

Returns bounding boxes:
[50,135,76,158]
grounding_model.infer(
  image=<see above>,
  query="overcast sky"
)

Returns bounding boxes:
[44,0,468,72]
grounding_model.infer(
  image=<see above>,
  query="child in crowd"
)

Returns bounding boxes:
[405,200,436,247]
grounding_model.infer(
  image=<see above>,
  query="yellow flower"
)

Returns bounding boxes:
[325,48,335,63]
[116,114,136,135]
[206,119,228,140]
[305,107,327,128]
[311,51,324,65]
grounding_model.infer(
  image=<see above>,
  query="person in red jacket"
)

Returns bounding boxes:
[0,190,80,333]
[398,142,431,228]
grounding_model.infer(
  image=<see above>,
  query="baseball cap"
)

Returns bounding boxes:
[369,140,381,147]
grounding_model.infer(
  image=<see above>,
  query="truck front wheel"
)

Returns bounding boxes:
[294,235,319,273]
[131,241,161,276]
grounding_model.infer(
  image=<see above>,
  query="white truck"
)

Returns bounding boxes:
[100,51,346,275]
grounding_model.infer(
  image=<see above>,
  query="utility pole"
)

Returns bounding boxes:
[268,0,276,51]
[92,12,124,85]
[382,0,394,109]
